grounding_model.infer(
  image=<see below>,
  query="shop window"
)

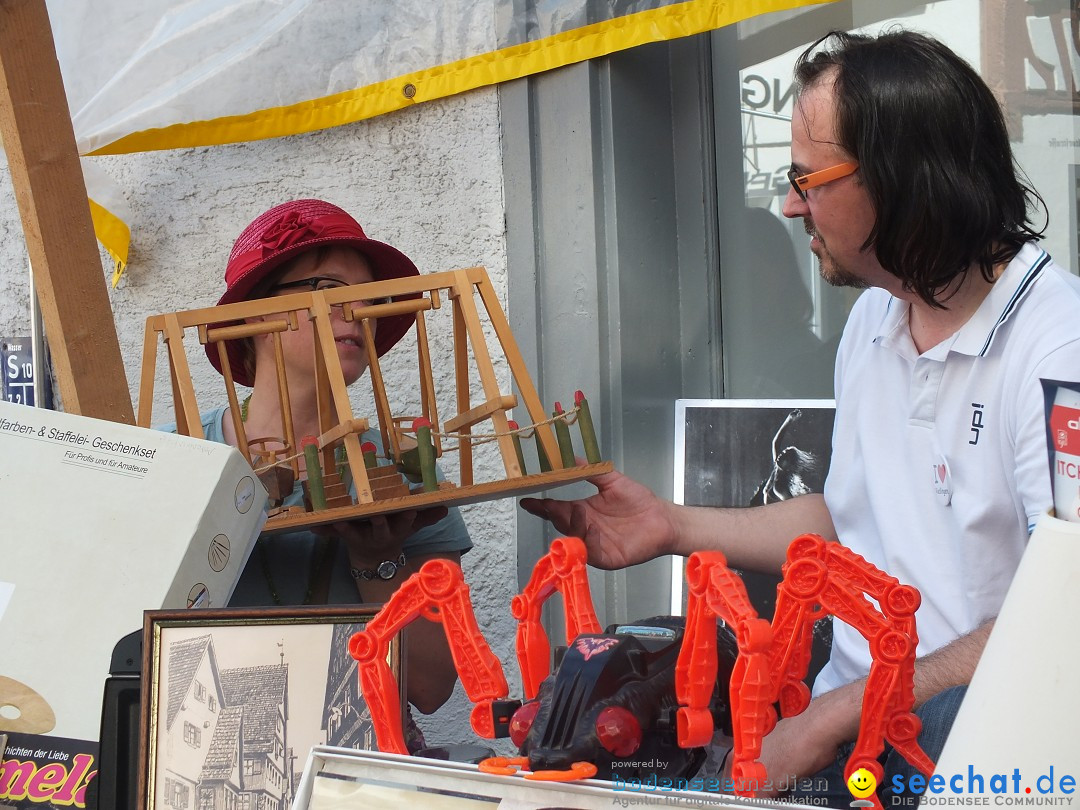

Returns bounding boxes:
[715,0,1080,401]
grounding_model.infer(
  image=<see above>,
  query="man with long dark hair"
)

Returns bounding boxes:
[522,29,1080,803]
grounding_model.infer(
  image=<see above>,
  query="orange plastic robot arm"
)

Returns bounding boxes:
[348,559,512,753]
[348,570,437,754]
[672,535,933,806]
[510,536,601,699]
[675,551,775,796]
[775,535,934,807]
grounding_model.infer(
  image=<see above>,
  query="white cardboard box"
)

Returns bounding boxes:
[0,400,267,741]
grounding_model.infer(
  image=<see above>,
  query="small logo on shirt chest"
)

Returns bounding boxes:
[932,455,952,505]
[969,402,985,446]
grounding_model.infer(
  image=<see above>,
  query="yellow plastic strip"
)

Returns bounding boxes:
[88,197,132,286]
[86,0,835,156]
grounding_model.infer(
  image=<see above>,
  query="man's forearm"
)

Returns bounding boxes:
[909,618,993,704]
[671,493,838,575]
[795,618,996,753]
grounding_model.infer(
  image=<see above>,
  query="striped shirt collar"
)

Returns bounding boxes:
[875,242,1050,358]
[953,242,1049,357]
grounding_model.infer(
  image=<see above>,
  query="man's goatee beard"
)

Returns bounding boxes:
[808,230,869,290]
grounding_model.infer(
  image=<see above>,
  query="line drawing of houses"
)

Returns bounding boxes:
[159,635,293,810]
[159,635,230,810]
[155,619,383,810]
[322,623,375,751]
[197,703,244,809]
[219,664,290,810]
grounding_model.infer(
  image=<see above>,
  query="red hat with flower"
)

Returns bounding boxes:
[205,199,421,386]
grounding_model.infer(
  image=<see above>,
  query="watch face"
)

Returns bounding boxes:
[376,559,397,580]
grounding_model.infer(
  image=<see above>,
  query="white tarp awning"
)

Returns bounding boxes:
[46,0,836,280]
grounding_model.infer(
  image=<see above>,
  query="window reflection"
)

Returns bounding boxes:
[716,0,1080,399]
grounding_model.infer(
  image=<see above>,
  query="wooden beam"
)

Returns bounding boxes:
[443,394,518,435]
[0,0,133,422]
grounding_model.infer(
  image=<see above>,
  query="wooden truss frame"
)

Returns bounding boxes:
[139,266,611,533]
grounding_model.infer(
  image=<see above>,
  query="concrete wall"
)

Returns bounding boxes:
[0,87,519,747]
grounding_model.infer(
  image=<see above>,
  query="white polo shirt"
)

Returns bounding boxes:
[814,242,1080,696]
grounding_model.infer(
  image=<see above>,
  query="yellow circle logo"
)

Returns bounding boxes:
[847,767,877,799]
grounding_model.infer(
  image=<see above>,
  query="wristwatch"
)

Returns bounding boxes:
[350,552,407,581]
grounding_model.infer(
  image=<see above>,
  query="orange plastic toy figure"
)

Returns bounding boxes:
[348,534,935,804]
[510,534,602,699]
[347,558,518,754]
[676,534,934,808]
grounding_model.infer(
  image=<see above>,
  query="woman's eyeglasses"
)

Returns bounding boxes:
[787,161,858,202]
[269,276,393,306]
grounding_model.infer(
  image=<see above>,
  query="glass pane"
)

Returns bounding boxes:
[715,0,1080,399]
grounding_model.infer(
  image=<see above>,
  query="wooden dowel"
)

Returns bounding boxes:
[443,394,518,435]
[203,319,290,343]
[341,297,432,321]
[303,438,326,510]
[413,417,438,493]
[553,402,576,468]
[575,390,602,463]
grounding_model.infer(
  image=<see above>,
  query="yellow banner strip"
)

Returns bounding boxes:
[88,197,131,287]
[86,0,835,156]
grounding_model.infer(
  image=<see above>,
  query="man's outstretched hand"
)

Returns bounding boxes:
[520,469,677,570]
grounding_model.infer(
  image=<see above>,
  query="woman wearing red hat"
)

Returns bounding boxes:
[164,199,472,726]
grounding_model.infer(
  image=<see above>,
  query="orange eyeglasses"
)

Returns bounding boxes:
[787,161,858,201]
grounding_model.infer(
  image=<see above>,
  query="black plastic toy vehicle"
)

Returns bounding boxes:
[509,615,739,780]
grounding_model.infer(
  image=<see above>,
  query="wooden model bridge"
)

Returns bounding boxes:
[138,266,611,533]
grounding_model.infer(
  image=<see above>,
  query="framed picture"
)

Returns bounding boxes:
[673,399,835,679]
[139,605,401,810]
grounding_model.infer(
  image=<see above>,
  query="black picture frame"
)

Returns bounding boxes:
[139,605,401,810]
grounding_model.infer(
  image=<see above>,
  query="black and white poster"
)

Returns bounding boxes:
[674,399,836,680]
